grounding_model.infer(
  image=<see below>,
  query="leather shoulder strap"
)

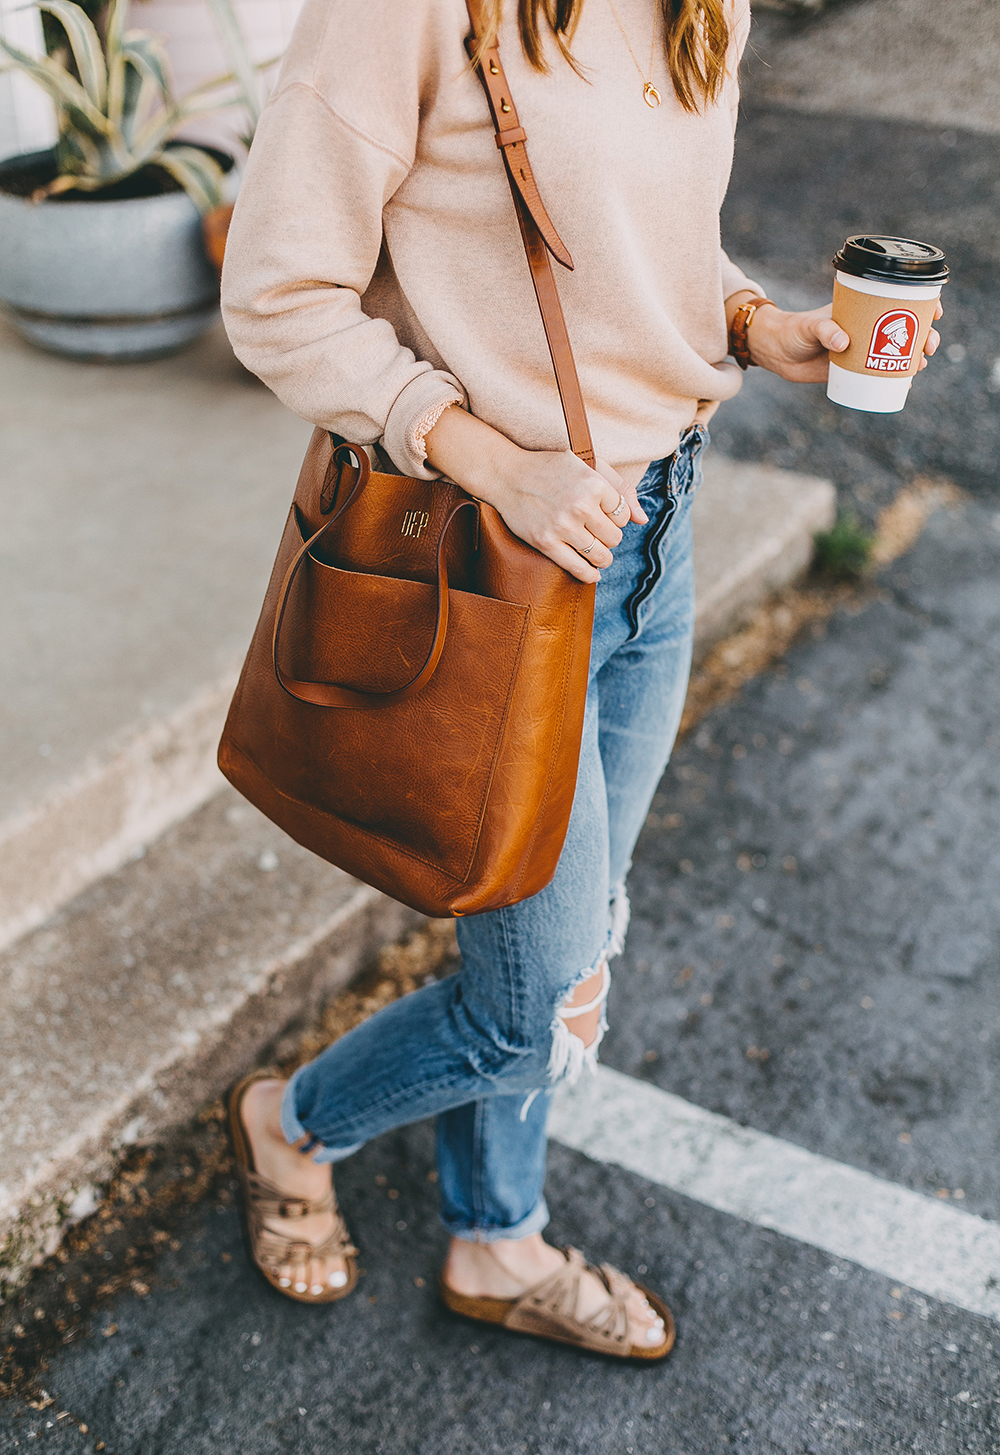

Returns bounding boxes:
[465,0,595,467]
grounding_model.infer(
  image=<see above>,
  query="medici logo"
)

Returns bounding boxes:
[865,309,919,372]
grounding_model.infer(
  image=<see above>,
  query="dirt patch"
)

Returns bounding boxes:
[283,919,461,1073]
[870,476,964,565]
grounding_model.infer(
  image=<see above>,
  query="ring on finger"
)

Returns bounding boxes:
[580,532,599,557]
[609,493,628,521]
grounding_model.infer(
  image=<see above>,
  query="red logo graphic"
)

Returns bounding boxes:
[865,309,919,373]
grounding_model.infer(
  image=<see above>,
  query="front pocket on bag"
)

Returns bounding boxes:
[278,555,530,882]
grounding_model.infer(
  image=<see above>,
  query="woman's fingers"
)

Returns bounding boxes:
[594,458,647,525]
[548,539,603,584]
[598,480,629,520]
[586,508,623,550]
[601,479,644,526]
[594,457,624,493]
[623,483,647,524]
[573,528,614,568]
[918,325,942,369]
[813,315,850,355]
[596,462,641,524]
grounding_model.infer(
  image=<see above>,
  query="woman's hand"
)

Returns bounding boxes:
[423,406,647,584]
[735,295,944,382]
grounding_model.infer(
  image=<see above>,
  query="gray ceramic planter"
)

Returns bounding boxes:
[0,149,232,361]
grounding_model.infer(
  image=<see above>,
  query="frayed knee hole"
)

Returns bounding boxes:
[557,962,611,1049]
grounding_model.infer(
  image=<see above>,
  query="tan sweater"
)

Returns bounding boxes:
[221,0,760,488]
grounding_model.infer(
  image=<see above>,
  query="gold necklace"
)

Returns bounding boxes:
[605,0,661,107]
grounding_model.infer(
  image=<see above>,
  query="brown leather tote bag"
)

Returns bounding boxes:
[218,3,597,918]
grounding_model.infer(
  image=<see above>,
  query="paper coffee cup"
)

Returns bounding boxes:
[827,235,949,414]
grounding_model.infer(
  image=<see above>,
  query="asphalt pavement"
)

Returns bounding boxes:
[3,14,1000,1455]
[717,56,1000,521]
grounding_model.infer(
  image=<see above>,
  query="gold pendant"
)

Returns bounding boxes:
[643,82,661,107]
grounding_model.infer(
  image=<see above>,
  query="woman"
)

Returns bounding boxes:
[221,0,938,1358]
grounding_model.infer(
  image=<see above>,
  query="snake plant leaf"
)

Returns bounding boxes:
[115,60,155,147]
[200,0,261,129]
[178,54,281,110]
[155,143,225,214]
[0,35,112,135]
[104,0,129,127]
[2,0,278,209]
[102,0,127,68]
[120,31,174,102]
[33,0,107,111]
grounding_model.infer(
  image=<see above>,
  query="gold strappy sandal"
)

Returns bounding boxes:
[439,1245,675,1361]
[228,1071,358,1305]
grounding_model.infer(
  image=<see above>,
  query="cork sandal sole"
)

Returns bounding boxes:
[227,1070,358,1306]
[438,1252,676,1362]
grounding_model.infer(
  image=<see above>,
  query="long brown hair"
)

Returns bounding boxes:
[474,0,732,113]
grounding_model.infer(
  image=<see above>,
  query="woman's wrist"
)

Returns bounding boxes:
[423,404,522,507]
[724,288,764,334]
[744,301,786,370]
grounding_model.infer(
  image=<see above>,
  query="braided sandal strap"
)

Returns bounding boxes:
[253,1215,358,1270]
[240,1164,336,1218]
[503,1247,637,1354]
[238,1163,357,1271]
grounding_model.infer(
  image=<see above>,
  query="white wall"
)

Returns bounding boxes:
[0,0,58,162]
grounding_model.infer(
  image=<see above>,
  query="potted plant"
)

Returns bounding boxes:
[0,0,267,359]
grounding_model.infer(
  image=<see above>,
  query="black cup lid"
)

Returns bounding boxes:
[833,235,949,285]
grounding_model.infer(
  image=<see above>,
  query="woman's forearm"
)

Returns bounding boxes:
[422,405,521,505]
[422,405,646,586]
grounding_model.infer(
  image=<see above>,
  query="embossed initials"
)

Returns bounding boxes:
[401,509,430,539]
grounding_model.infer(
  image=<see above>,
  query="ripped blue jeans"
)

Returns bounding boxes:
[281,426,705,1240]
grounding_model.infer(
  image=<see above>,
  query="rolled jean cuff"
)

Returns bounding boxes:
[280,1065,363,1164]
[442,1197,550,1245]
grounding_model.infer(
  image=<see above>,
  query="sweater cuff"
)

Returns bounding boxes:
[381,370,466,480]
[720,250,765,306]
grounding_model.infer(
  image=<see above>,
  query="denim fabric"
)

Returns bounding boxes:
[281,426,706,1239]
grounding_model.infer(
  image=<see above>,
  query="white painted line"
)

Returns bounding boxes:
[549,1066,1000,1322]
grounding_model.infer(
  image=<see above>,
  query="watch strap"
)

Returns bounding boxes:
[729,296,777,371]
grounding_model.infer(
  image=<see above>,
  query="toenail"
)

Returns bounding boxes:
[294,1282,307,1293]
[310,1284,323,1295]
[645,1325,664,1343]
[329,1270,348,1288]
[278,1277,291,1287]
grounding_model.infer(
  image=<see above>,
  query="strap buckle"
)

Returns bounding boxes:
[278,1197,311,1219]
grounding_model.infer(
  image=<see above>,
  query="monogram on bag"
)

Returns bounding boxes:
[217,1,597,917]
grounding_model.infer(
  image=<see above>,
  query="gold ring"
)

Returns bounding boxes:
[580,534,599,557]
[609,494,628,520]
